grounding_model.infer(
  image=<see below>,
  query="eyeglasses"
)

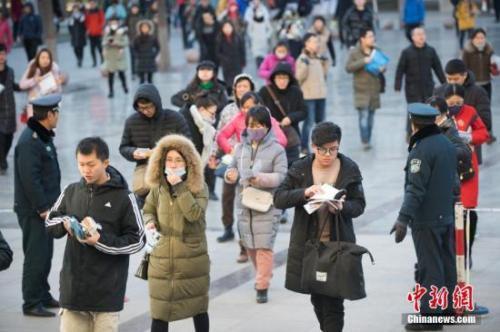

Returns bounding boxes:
[137,104,155,112]
[316,146,339,156]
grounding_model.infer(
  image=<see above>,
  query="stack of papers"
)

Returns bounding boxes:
[304,184,344,215]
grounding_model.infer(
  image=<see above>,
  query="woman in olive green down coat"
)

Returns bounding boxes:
[143,134,210,331]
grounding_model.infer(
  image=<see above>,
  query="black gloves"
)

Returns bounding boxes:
[390,220,408,243]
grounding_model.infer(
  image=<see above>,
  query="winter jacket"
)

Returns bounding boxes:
[259,63,307,136]
[226,130,288,249]
[126,12,143,42]
[45,166,145,312]
[133,21,160,74]
[19,8,42,41]
[395,44,446,103]
[398,125,457,229]
[0,19,13,53]
[119,84,190,166]
[19,62,64,117]
[216,111,288,154]
[258,53,296,84]
[14,118,61,215]
[0,66,17,135]
[434,71,491,130]
[455,0,477,31]
[341,6,374,48]
[462,40,494,85]
[143,135,210,322]
[102,26,129,72]
[193,4,217,39]
[439,117,473,173]
[0,230,13,271]
[180,105,217,166]
[403,0,425,25]
[308,26,336,66]
[296,52,329,100]
[345,44,381,110]
[451,104,489,208]
[171,80,228,114]
[105,4,127,21]
[68,13,87,48]
[216,33,246,79]
[85,8,105,37]
[244,3,272,58]
[274,153,366,294]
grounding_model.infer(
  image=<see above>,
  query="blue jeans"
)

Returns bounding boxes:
[358,108,375,144]
[301,99,326,150]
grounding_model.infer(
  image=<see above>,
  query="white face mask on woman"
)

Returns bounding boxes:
[164,167,186,178]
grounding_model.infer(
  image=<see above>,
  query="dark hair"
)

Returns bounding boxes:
[444,84,465,99]
[470,27,486,39]
[445,59,467,75]
[427,96,448,114]
[76,137,110,161]
[240,91,262,107]
[27,48,53,79]
[410,25,424,36]
[311,122,342,146]
[359,28,373,40]
[0,43,6,53]
[245,106,272,129]
[273,40,289,52]
[312,15,326,25]
[32,108,52,121]
[302,32,317,45]
[194,94,218,109]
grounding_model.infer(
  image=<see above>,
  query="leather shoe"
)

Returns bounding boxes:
[23,305,56,317]
[43,298,60,308]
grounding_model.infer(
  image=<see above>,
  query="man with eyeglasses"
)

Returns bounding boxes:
[119,84,190,207]
[275,122,366,331]
[14,94,62,317]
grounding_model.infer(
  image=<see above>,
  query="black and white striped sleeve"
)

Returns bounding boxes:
[94,193,145,255]
[45,186,71,239]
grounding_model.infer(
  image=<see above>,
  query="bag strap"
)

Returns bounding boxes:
[315,209,342,244]
[265,85,287,118]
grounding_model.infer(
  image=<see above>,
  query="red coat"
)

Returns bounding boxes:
[452,104,489,208]
[85,9,105,37]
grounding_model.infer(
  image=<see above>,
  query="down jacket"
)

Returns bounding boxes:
[143,135,210,322]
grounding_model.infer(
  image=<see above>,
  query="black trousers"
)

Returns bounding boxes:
[0,132,14,169]
[138,72,153,84]
[23,38,39,61]
[151,313,209,332]
[108,71,128,94]
[222,181,236,228]
[73,46,84,65]
[89,36,103,65]
[129,46,136,76]
[412,224,456,315]
[464,210,478,263]
[494,0,500,21]
[204,166,216,194]
[17,213,54,310]
[310,294,344,332]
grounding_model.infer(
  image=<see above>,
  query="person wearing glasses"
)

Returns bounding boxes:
[274,122,366,332]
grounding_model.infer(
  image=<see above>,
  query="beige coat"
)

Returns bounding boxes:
[345,44,381,110]
[295,52,328,100]
[143,134,210,322]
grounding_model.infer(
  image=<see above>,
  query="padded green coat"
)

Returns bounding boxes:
[143,134,210,322]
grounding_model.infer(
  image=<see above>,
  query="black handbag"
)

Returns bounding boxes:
[301,213,374,300]
[134,253,150,280]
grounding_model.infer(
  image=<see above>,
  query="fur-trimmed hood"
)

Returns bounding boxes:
[145,134,205,193]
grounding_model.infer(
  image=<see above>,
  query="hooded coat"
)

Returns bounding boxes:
[143,134,210,322]
[102,25,129,72]
[133,20,160,74]
[274,154,366,294]
[119,84,190,166]
[226,130,288,249]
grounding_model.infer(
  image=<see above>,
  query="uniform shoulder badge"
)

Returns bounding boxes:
[32,132,38,139]
[410,159,421,173]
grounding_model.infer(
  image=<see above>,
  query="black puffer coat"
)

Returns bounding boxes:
[274,154,366,294]
[341,6,374,48]
[119,84,190,166]
[395,44,446,103]
[133,20,159,73]
[0,66,16,135]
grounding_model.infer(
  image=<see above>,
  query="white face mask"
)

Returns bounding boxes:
[475,42,486,51]
[110,24,119,31]
[164,167,186,178]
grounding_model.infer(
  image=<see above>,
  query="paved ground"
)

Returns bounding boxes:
[0,11,499,332]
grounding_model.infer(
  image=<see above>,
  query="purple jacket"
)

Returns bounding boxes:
[258,53,296,83]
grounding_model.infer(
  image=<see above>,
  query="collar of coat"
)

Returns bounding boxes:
[27,117,55,143]
[408,124,441,152]
[145,134,205,194]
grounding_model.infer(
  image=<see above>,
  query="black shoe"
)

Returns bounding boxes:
[43,298,59,309]
[256,289,268,304]
[108,92,114,98]
[217,228,234,243]
[209,192,219,201]
[23,305,56,317]
[0,168,6,175]
[405,323,443,331]
[123,86,129,94]
[77,60,82,68]
[92,62,97,68]
[487,135,497,145]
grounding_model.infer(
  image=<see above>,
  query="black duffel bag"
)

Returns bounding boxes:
[301,213,374,300]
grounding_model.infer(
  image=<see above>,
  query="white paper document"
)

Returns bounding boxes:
[303,184,344,215]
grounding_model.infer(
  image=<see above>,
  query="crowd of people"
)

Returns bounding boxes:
[0,0,498,332]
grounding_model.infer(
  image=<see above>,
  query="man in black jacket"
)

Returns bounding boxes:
[434,59,492,163]
[341,0,374,48]
[119,84,190,206]
[395,27,446,139]
[46,137,145,331]
[14,94,62,317]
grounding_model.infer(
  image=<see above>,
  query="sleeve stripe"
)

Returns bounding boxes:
[45,187,68,227]
[94,194,145,255]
